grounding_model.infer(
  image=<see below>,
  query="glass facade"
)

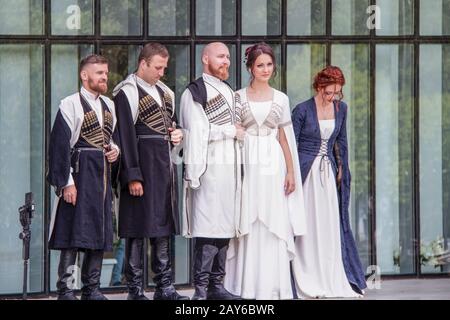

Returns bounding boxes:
[51,0,94,35]
[0,0,449,296]
[375,44,414,274]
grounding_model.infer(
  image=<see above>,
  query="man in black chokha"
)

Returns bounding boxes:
[48,54,120,300]
[112,43,188,300]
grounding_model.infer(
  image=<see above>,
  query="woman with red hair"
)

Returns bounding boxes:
[291,66,366,298]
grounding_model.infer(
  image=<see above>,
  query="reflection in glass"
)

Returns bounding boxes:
[0,44,44,294]
[241,44,281,90]
[51,0,93,35]
[420,44,450,274]
[0,0,43,35]
[375,44,414,275]
[164,46,190,109]
[331,44,371,271]
[195,44,237,90]
[242,0,281,36]
[287,44,326,107]
[101,0,142,36]
[101,45,140,98]
[420,0,450,35]
[149,0,190,36]
[287,0,326,36]
[332,0,370,35]
[51,45,94,122]
[376,0,413,35]
[196,0,236,36]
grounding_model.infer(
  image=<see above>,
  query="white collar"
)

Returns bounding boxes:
[81,86,100,101]
[202,73,223,85]
[135,75,158,91]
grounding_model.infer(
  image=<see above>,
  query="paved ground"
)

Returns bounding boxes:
[23,279,450,300]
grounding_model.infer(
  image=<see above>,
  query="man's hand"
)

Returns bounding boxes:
[105,144,119,163]
[129,181,144,197]
[169,128,183,145]
[63,185,77,206]
[235,124,246,141]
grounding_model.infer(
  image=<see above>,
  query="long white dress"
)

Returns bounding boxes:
[224,88,306,300]
[293,119,360,298]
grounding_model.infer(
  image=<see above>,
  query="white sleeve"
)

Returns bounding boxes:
[65,173,74,188]
[59,96,83,148]
[279,94,292,127]
[180,90,209,189]
[110,141,120,154]
[278,92,306,236]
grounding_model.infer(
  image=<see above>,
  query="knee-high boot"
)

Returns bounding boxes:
[124,238,148,300]
[151,237,189,300]
[56,249,78,300]
[192,238,218,300]
[207,239,241,300]
[80,249,107,300]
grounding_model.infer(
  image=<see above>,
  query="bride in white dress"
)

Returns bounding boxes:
[224,43,306,300]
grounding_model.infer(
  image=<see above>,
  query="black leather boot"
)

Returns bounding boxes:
[80,250,108,300]
[151,237,189,300]
[124,238,149,300]
[207,239,241,300]
[192,238,218,300]
[56,249,79,300]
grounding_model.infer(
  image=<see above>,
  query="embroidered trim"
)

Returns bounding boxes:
[80,109,113,149]
[138,91,173,134]
[204,94,233,125]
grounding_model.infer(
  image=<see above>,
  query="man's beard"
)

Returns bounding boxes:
[211,65,229,80]
[88,79,108,94]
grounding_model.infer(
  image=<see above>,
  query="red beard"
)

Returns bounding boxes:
[211,65,230,80]
[88,79,108,94]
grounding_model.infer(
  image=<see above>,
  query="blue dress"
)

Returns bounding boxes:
[291,97,367,295]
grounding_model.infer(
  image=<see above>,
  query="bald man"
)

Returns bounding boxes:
[180,42,244,300]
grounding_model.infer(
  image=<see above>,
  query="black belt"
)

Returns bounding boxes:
[73,147,103,152]
[137,134,170,141]
[71,147,103,173]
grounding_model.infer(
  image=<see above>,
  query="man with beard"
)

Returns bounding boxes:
[112,43,188,300]
[48,54,120,300]
[180,42,244,300]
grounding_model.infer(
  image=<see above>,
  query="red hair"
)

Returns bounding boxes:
[313,66,346,91]
[313,66,346,111]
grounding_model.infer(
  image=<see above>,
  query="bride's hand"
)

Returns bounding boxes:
[284,172,295,195]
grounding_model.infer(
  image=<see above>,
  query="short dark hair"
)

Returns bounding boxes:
[138,43,169,64]
[79,54,108,71]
